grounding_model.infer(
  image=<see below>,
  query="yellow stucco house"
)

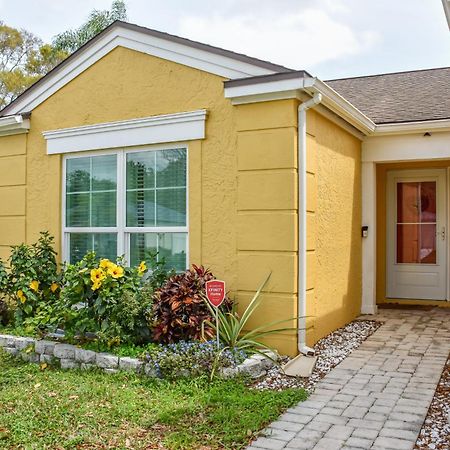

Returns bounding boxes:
[0,21,448,356]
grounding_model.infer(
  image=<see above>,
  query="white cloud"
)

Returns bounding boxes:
[178,7,380,70]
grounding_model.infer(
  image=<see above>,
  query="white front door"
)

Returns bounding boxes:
[387,169,447,300]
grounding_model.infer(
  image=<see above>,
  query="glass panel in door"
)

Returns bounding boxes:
[396,181,437,264]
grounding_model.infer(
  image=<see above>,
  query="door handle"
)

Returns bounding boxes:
[441,226,446,240]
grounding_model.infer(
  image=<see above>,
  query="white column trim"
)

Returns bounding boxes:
[361,161,378,314]
[43,109,207,154]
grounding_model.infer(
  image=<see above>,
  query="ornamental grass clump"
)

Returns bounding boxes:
[144,340,247,378]
[205,273,297,356]
[152,265,231,344]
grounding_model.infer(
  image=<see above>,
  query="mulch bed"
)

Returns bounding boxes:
[414,355,450,450]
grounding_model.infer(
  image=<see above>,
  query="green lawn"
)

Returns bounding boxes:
[0,351,306,449]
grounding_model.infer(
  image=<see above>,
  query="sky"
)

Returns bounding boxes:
[0,0,449,80]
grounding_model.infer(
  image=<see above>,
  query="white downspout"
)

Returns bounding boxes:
[298,93,322,356]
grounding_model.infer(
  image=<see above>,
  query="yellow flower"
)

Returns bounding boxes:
[91,280,102,291]
[138,261,147,275]
[17,289,26,304]
[29,280,40,292]
[99,259,114,269]
[108,265,124,279]
[90,268,106,284]
[50,282,59,293]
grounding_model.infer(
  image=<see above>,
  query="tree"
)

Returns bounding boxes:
[0,23,67,108]
[0,1,127,109]
[53,0,127,53]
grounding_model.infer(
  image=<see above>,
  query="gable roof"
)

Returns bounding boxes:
[326,67,450,124]
[0,21,293,117]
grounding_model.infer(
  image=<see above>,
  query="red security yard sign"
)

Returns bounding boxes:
[205,280,225,348]
[205,280,226,307]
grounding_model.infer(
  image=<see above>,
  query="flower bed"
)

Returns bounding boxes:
[0,233,286,381]
[0,333,278,379]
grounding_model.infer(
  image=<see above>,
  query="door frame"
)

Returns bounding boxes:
[386,168,447,300]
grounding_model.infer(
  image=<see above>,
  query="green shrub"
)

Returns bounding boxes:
[58,253,144,343]
[58,252,171,345]
[0,260,10,326]
[1,232,60,326]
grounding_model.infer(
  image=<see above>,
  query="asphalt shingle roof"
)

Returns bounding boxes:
[326,67,450,125]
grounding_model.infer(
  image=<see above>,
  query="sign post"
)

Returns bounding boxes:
[205,280,226,349]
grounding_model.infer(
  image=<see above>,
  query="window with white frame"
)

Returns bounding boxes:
[63,147,188,271]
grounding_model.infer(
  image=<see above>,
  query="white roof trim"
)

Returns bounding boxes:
[5,24,279,116]
[225,77,314,100]
[43,109,207,154]
[373,119,450,135]
[0,115,30,136]
[225,76,450,136]
[304,80,376,134]
[225,76,376,134]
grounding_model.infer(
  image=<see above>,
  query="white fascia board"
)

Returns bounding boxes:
[6,26,277,116]
[224,77,315,102]
[225,76,450,137]
[0,115,30,136]
[362,131,450,162]
[225,76,376,134]
[374,119,450,135]
[304,80,376,134]
[43,109,207,155]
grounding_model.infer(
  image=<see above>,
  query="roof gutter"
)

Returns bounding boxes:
[303,79,376,134]
[373,119,450,135]
[0,114,30,136]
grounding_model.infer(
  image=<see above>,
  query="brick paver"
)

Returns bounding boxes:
[248,308,450,450]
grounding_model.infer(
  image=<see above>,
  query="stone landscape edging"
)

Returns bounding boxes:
[0,334,277,378]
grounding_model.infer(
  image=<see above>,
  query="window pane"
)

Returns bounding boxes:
[129,233,157,266]
[126,189,155,227]
[126,152,155,190]
[396,224,436,264]
[156,188,186,226]
[419,182,436,223]
[92,155,117,191]
[69,233,117,263]
[126,149,187,228]
[159,233,187,271]
[91,192,116,227]
[65,155,117,228]
[129,232,187,271]
[66,158,90,193]
[94,233,118,261]
[397,181,436,223]
[66,193,90,227]
[156,149,186,188]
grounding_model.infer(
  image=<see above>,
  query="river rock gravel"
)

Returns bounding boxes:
[252,319,382,392]
[414,355,450,450]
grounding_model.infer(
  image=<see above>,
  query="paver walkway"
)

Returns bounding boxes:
[249,307,450,450]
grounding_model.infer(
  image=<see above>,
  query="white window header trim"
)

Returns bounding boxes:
[44,109,207,155]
